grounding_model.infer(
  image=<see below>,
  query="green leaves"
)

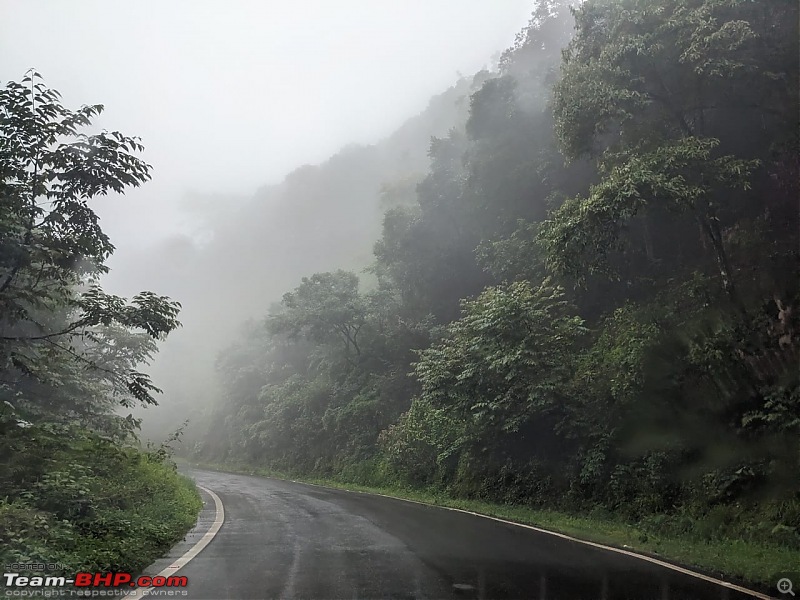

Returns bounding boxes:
[0,74,151,314]
[78,287,181,339]
[0,74,181,422]
[269,270,366,365]
[553,0,790,158]
[0,423,201,575]
[539,137,759,279]
[413,280,586,444]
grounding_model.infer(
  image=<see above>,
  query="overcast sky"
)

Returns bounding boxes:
[1,1,534,264]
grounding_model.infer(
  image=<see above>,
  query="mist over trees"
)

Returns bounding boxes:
[132,75,486,439]
[184,0,799,561]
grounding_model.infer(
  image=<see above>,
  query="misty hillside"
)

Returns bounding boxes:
[187,0,799,586]
[138,74,486,435]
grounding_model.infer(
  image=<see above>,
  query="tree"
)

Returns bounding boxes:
[0,73,181,424]
[0,74,194,576]
[543,0,798,311]
[268,270,366,366]
[539,137,757,290]
[413,280,586,447]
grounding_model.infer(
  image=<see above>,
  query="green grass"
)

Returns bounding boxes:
[193,460,795,590]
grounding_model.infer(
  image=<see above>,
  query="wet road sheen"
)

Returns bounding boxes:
[165,469,760,600]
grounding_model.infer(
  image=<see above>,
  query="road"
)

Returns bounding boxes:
[141,468,766,600]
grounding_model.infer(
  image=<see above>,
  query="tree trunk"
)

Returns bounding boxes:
[696,212,748,319]
[642,216,655,262]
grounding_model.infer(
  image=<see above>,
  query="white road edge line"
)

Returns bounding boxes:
[128,484,224,598]
[290,478,771,600]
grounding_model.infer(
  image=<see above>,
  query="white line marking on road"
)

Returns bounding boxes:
[436,504,771,599]
[128,485,224,598]
[288,478,771,600]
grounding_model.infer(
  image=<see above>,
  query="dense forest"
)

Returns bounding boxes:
[0,73,200,574]
[190,0,799,578]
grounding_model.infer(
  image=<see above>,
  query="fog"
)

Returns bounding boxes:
[3,3,796,587]
[1,1,535,438]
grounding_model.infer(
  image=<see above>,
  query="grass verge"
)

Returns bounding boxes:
[190,460,795,590]
[0,428,203,581]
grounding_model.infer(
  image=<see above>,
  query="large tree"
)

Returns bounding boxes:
[413,280,585,450]
[0,73,181,428]
[542,0,798,311]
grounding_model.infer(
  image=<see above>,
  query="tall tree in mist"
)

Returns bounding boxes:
[0,74,196,576]
[0,73,181,427]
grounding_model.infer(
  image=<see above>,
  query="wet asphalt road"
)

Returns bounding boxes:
[150,468,764,600]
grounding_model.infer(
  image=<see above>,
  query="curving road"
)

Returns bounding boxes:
[141,468,765,600]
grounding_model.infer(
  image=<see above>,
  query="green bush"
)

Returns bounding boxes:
[0,424,201,577]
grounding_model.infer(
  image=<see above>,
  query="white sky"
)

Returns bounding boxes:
[1,1,534,253]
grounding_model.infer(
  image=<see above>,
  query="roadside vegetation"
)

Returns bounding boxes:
[191,0,799,588]
[1,426,200,576]
[0,73,200,577]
